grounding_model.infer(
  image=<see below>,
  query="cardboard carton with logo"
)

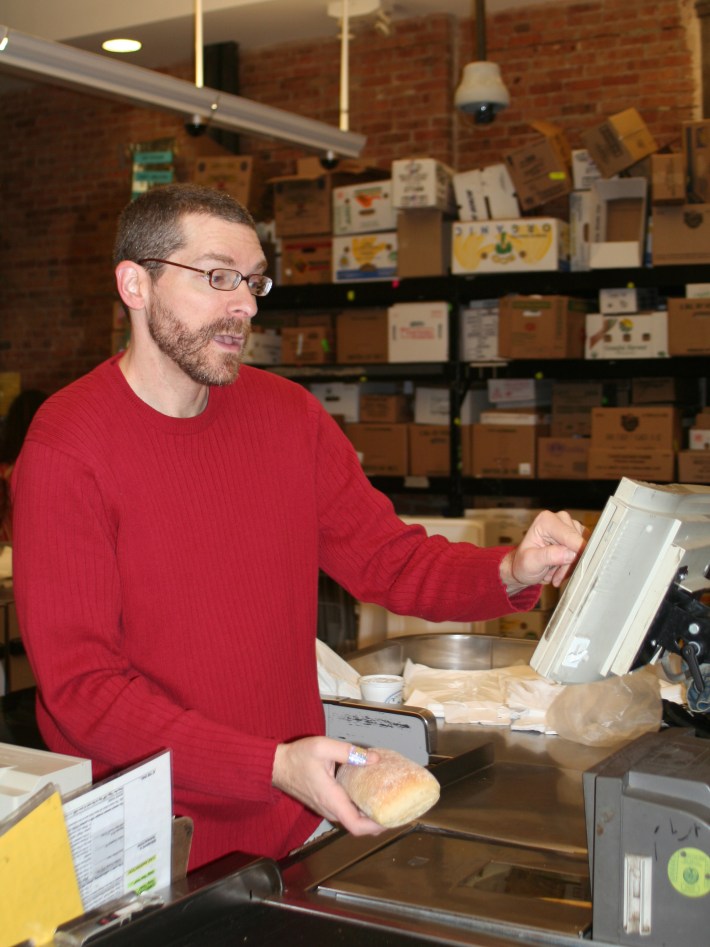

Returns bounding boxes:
[388,301,449,362]
[453,163,519,221]
[503,121,572,211]
[332,232,398,282]
[408,424,451,477]
[459,300,504,362]
[332,179,396,235]
[272,159,386,236]
[280,236,332,285]
[585,312,668,359]
[391,158,456,213]
[590,406,681,451]
[310,382,360,422]
[498,295,590,359]
[652,204,710,265]
[581,107,658,177]
[452,218,569,274]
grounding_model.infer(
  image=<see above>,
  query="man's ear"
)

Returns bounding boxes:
[115,261,150,312]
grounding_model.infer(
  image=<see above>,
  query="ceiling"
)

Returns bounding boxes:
[0,0,549,69]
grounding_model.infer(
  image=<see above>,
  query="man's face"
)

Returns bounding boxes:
[144,214,266,386]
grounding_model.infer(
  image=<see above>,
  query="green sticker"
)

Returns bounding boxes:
[667,847,710,898]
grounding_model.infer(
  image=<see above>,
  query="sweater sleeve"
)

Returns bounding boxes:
[12,441,279,803]
[311,404,540,620]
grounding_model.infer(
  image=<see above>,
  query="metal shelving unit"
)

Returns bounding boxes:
[259,265,710,515]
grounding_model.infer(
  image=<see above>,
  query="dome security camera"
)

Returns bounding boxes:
[454,61,510,124]
[319,150,340,171]
[185,114,209,137]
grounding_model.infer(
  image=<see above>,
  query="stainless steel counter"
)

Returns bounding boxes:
[52,634,640,947]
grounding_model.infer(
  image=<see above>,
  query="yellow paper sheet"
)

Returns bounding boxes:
[0,785,83,947]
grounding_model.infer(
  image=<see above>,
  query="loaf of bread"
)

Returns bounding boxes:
[336,747,440,827]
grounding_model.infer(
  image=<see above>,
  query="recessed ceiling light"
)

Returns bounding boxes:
[102,38,142,54]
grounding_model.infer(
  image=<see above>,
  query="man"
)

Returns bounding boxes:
[12,184,586,871]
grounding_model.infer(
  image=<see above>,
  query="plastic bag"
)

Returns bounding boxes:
[546,665,662,747]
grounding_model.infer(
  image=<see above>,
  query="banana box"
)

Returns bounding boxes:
[451,218,569,274]
[332,232,398,282]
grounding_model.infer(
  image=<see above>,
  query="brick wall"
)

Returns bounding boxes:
[0,1,700,393]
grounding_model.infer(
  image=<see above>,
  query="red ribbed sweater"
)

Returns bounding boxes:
[11,357,536,869]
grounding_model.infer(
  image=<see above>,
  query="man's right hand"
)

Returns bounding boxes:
[272,736,386,837]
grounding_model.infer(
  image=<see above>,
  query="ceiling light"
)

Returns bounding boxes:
[102,39,142,54]
[0,25,365,157]
[454,0,509,124]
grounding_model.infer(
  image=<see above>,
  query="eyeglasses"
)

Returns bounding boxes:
[138,258,273,296]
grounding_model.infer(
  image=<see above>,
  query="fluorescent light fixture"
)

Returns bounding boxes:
[102,38,143,54]
[0,25,366,157]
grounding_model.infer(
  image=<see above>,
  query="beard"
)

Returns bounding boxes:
[146,295,252,386]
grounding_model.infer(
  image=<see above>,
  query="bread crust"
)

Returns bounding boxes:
[336,747,440,827]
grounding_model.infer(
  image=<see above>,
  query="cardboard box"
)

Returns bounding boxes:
[632,376,697,405]
[590,406,681,451]
[344,422,408,475]
[391,157,456,213]
[498,610,552,640]
[689,428,710,450]
[453,164,519,220]
[280,326,335,364]
[242,327,282,366]
[280,236,332,285]
[587,448,675,482]
[503,121,572,211]
[651,152,686,204]
[408,424,451,476]
[571,149,604,190]
[652,204,710,265]
[464,506,538,546]
[683,120,710,204]
[413,386,488,426]
[687,284,710,298]
[335,309,389,363]
[360,394,411,424]
[598,286,659,315]
[459,301,504,362]
[471,423,549,478]
[581,107,658,177]
[396,209,451,278]
[388,301,449,362]
[272,161,386,236]
[678,450,710,484]
[585,312,668,359]
[310,382,360,423]
[332,179,396,235]
[569,190,593,272]
[192,155,264,209]
[332,232,398,282]
[497,295,590,359]
[551,382,603,437]
[452,218,569,274]
[667,297,710,355]
[536,437,590,479]
[589,178,648,268]
[487,377,554,406]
